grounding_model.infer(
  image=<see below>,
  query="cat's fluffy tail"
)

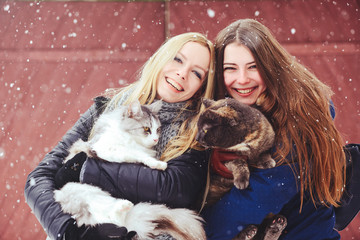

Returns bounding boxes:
[127,202,205,240]
[54,182,205,240]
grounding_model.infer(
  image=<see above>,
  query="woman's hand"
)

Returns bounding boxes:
[55,152,87,189]
[66,223,136,240]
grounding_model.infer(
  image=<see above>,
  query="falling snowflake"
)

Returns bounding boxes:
[0,147,4,158]
[68,32,77,38]
[3,4,10,12]
[207,9,215,18]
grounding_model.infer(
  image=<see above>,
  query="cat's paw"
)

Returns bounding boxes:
[224,159,250,189]
[233,175,250,189]
[233,225,257,240]
[145,158,167,170]
[263,214,287,239]
[153,161,167,170]
[256,154,276,169]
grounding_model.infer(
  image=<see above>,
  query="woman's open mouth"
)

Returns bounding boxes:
[166,78,184,91]
[233,87,257,96]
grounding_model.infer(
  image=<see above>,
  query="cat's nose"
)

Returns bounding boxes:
[154,139,158,143]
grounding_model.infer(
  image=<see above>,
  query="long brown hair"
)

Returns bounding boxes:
[215,19,346,209]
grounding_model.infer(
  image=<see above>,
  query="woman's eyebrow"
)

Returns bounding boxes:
[223,61,256,65]
[196,65,207,73]
[178,51,207,73]
[177,52,186,60]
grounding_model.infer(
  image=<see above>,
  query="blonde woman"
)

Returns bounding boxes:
[25,32,215,240]
[202,19,346,240]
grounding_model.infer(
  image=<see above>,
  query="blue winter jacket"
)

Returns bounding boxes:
[201,163,339,240]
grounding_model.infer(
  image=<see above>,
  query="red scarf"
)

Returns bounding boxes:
[210,148,247,179]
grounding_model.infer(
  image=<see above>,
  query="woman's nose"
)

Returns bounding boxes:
[236,70,250,84]
[176,67,187,80]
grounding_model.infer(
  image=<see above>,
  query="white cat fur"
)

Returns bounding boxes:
[54,182,206,240]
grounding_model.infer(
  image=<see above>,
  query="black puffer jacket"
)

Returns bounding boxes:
[24,98,209,240]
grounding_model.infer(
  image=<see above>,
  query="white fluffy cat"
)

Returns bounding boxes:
[54,100,206,240]
[64,100,167,170]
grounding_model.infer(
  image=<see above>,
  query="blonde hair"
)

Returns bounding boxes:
[104,32,215,161]
[215,19,346,209]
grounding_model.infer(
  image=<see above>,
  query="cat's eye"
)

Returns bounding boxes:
[143,127,151,134]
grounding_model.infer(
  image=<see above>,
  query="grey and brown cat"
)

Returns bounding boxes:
[196,98,286,240]
[196,98,276,202]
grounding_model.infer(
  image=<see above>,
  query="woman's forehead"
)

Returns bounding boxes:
[178,41,211,70]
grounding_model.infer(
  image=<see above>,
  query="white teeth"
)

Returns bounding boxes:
[166,78,183,91]
[235,88,253,94]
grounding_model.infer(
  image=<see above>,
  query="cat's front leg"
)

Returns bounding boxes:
[227,143,251,157]
[255,153,276,169]
[124,149,167,170]
[142,156,167,170]
[225,158,250,189]
[109,148,167,170]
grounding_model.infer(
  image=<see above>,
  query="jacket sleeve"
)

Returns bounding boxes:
[24,103,98,240]
[81,149,210,209]
[279,192,340,240]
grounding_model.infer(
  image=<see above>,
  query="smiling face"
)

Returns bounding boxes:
[156,41,210,103]
[223,42,266,106]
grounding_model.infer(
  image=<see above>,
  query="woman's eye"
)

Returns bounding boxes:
[223,66,236,71]
[193,71,202,79]
[144,127,151,134]
[249,64,257,69]
[174,56,182,63]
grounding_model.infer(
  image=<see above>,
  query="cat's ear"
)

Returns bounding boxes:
[127,100,143,118]
[202,98,215,108]
[148,100,162,114]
